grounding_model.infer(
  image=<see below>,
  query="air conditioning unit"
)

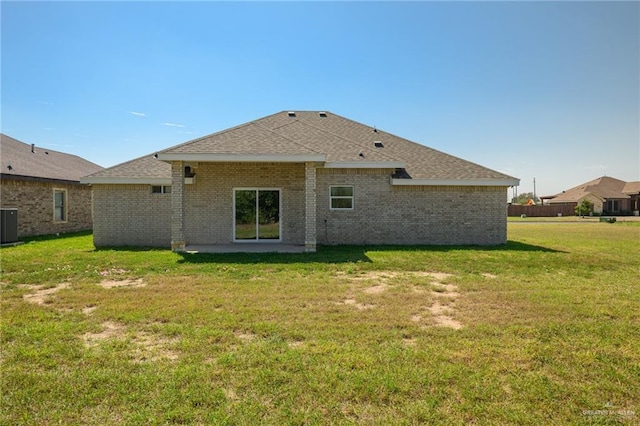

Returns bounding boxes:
[1,208,18,244]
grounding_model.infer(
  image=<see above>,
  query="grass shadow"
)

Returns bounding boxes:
[173,240,565,265]
[8,230,93,244]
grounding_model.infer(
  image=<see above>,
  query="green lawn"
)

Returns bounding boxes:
[1,223,639,425]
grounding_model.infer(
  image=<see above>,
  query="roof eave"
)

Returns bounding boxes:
[157,153,326,163]
[324,161,405,169]
[391,178,520,187]
[81,177,172,185]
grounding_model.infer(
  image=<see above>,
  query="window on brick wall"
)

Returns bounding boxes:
[53,189,67,222]
[330,186,354,210]
[151,185,172,194]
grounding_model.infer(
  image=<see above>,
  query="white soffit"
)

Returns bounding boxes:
[391,178,520,186]
[81,177,172,185]
[157,153,326,162]
[324,161,405,169]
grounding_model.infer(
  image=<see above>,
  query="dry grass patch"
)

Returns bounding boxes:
[130,331,180,363]
[82,321,127,347]
[82,320,179,363]
[234,331,258,342]
[362,284,388,294]
[98,278,146,289]
[21,283,70,305]
[81,305,97,316]
[428,300,463,330]
[336,298,376,310]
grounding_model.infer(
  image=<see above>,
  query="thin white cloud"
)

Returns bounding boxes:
[162,122,185,128]
[130,111,146,117]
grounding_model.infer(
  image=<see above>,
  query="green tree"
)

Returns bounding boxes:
[575,199,594,216]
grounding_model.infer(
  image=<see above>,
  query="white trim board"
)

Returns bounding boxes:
[391,178,520,186]
[157,153,326,163]
[81,177,172,185]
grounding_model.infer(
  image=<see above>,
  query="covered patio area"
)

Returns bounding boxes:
[184,243,307,254]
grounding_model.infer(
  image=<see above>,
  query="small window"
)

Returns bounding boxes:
[53,189,67,222]
[151,185,172,194]
[330,186,354,210]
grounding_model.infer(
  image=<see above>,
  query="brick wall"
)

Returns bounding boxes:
[92,184,171,247]
[90,164,509,247]
[183,162,306,244]
[0,178,93,237]
[316,168,508,245]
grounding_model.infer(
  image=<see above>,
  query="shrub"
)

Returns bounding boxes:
[575,200,594,216]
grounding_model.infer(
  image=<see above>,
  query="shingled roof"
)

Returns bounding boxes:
[1,134,103,182]
[547,176,631,203]
[84,110,518,185]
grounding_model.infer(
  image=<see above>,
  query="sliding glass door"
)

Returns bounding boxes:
[234,189,281,241]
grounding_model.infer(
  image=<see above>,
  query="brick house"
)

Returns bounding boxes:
[543,176,640,215]
[82,111,519,252]
[1,134,104,238]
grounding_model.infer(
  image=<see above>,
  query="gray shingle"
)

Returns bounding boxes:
[85,110,517,183]
[1,134,103,182]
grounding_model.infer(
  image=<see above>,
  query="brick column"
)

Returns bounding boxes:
[171,161,186,252]
[304,162,317,252]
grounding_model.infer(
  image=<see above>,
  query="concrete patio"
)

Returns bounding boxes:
[184,244,307,254]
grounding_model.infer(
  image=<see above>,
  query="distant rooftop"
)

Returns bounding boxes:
[1,134,103,182]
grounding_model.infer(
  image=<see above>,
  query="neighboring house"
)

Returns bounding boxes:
[1,134,104,238]
[542,176,640,215]
[82,111,519,252]
[622,181,640,214]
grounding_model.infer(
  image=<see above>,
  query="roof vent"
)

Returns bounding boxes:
[374,141,384,148]
[287,111,296,117]
[31,143,35,153]
[318,112,327,117]
[372,127,377,133]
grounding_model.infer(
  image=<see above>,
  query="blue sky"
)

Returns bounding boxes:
[2,1,638,197]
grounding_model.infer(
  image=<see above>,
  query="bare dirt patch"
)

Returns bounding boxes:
[431,283,460,298]
[99,278,146,289]
[424,272,454,281]
[82,305,97,316]
[235,331,257,342]
[428,299,462,330]
[21,283,70,305]
[336,298,376,310]
[130,332,179,363]
[337,271,454,283]
[482,273,497,279]
[82,321,127,346]
[363,284,388,294]
[82,321,179,362]
[411,280,464,330]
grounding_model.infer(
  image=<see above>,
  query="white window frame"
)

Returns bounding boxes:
[53,188,68,223]
[329,185,354,210]
[151,185,172,194]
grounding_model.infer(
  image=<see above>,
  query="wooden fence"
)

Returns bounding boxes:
[508,204,576,217]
